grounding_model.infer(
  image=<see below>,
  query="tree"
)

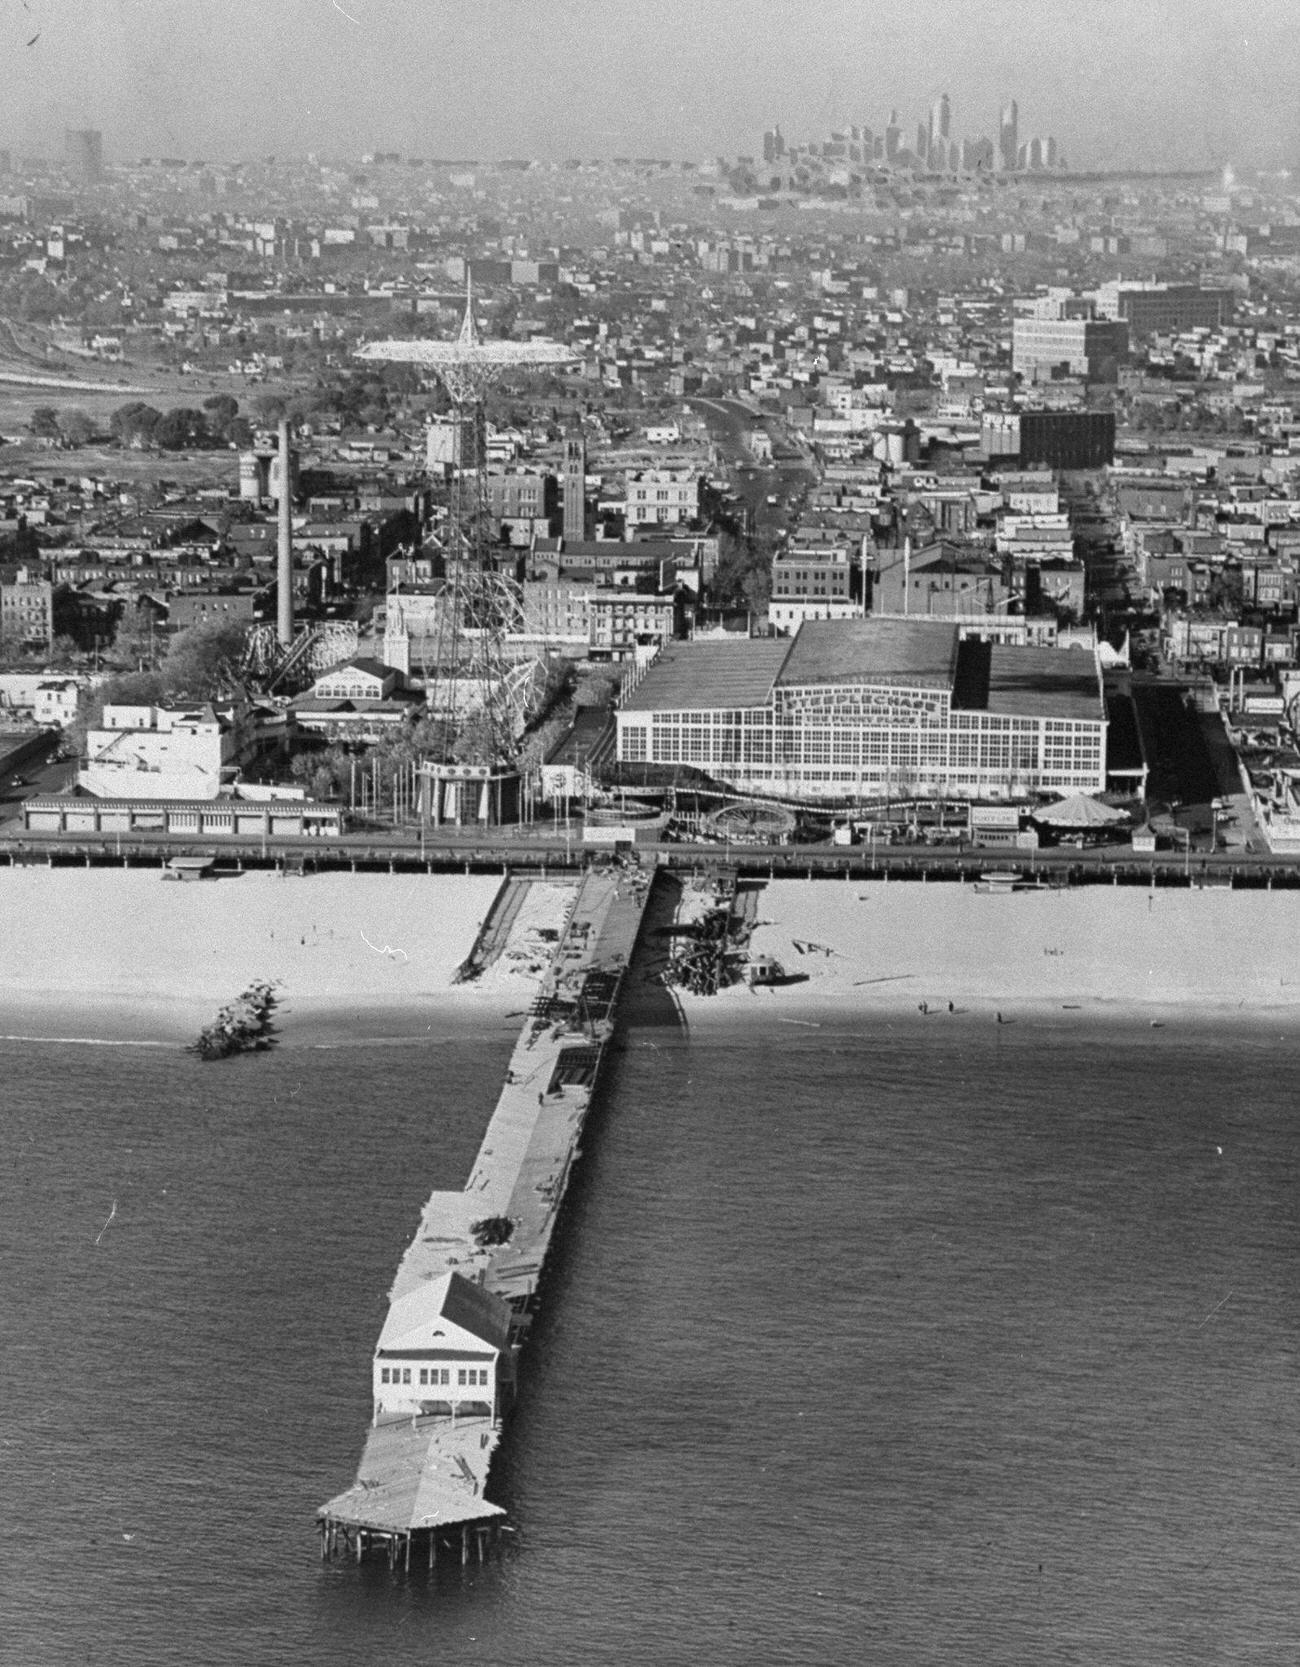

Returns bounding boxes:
[202,394,240,442]
[711,538,773,611]
[110,401,162,448]
[290,750,346,803]
[153,407,210,451]
[29,405,59,438]
[450,712,501,765]
[159,618,252,698]
[15,276,61,321]
[109,605,162,670]
[251,391,287,426]
[56,407,95,448]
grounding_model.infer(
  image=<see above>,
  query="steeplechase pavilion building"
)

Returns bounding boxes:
[615,618,1107,803]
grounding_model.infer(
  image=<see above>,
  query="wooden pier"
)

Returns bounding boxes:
[317,862,652,1566]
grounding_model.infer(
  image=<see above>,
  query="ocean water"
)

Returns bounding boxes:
[1,1011,1298,1666]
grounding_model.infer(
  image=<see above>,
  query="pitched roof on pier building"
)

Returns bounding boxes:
[376,1270,512,1361]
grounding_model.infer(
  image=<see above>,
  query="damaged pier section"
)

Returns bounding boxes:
[317,864,652,1569]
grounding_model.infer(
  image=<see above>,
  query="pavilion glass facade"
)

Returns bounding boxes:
[617,677,1105,801]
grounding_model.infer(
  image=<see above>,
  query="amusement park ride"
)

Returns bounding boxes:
[354,279,578,761]
[243,280,577,769]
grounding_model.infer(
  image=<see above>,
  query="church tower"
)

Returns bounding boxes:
[563,433,588,542]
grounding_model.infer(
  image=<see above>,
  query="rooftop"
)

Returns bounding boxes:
[621,639,790,712]
[952,639,1103,722]
[777,617,958,688]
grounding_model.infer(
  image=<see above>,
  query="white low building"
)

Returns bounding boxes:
[79,702,238,800]
[289,656,421,737]
[372,1271,512,1425]
[624,469,702,528]
[0,672,91,727]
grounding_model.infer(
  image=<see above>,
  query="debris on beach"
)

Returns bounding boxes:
[661,876,759,997]
[190,980,278,1061]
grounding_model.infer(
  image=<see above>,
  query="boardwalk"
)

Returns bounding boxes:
[318,864,652,1567]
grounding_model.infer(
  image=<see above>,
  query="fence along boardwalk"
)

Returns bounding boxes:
[317,864,652,1568]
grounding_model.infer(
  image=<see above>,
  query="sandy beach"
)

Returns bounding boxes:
[674,876,1300,1027]
[0,867,554,1041]
[3,867,1299,1043]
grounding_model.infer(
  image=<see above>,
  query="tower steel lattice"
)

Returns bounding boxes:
[356,280,578,761]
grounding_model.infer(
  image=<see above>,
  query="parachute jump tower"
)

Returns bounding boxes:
[355,278,578,761]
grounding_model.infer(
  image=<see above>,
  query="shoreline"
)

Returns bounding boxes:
[3,868,1299,1044]
[670,878,1300,1030]
[0,867,555,1046]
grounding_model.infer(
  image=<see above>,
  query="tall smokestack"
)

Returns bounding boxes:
[276,418,293,647]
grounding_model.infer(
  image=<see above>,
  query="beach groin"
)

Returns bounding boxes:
[317,862,652,1569]
[189,980,277,1060]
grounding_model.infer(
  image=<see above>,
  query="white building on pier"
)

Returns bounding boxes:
[372,1271,512,1426]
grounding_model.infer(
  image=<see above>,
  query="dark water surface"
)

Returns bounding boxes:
[1,1014,1297,1666]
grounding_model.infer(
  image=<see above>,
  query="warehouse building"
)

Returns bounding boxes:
[616,618,1106,802]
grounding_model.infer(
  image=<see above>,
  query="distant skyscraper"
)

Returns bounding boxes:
[929,93,951,152]
[65,129,103,184]
[751,88,1066,184]
[999,100,1019,171]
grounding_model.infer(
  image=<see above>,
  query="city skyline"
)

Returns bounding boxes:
[0,0,1296,174]
[760,89,1063,177]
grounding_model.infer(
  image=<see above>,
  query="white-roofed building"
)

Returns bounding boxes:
[372,1271,512,1426]
[79,702,239,800]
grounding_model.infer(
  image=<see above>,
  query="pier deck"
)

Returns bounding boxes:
[318,864,651,1555]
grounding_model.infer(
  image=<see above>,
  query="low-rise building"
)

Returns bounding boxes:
[1012,313,1128,384]
[485,467,559,539]
[23,789,341,838]
[1,567,54,647]
[80,702,240,800]
[872,541,1013,618]
[587,590,677,660]
[770,543,863,631]
[372,1271,511,1424]
[290,656,421,737]
[624,469,702,528]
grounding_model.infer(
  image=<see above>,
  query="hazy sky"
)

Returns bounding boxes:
[3,0,1296,172]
